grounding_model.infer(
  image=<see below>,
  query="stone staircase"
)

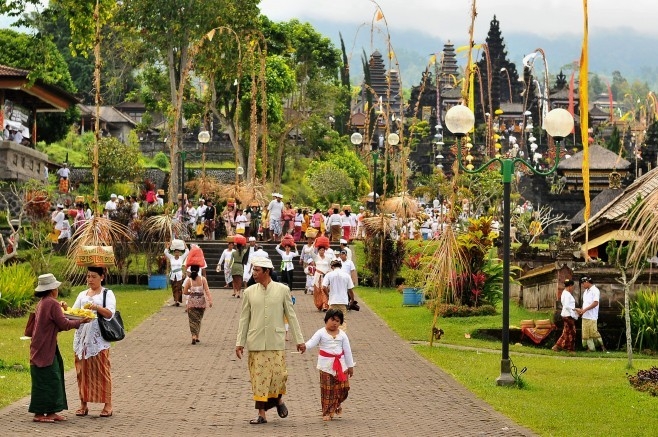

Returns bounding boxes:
[192,241,342,290]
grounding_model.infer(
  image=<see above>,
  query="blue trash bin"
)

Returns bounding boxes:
[148,274,167,289]
[402,287,423,306]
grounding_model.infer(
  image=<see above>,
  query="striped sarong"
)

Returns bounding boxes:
[248,350,287,408]
[320,370,349,416]
[188,307,205,336]
[75,348,112,403]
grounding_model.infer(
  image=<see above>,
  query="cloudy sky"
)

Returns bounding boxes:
[260,0,656,40]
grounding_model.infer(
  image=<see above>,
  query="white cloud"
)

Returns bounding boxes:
[260,0,658,39]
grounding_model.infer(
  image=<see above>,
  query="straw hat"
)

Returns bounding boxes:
[34,273,62,293]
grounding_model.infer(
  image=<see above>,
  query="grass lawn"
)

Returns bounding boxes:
[357,286,658,437]
[0,285,169,409]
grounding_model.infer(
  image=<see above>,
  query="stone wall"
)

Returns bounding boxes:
[0,141,49,182]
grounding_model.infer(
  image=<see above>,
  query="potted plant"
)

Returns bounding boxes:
[401,253,427,306]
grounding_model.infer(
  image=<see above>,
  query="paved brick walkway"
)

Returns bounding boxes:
[1,288,535,436]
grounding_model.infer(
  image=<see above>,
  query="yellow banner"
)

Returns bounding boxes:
[580,0,591,255]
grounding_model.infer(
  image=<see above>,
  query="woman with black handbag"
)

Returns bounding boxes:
[66,266,116,418]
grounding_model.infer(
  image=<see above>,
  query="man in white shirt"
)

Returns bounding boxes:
[56,163,70,181]
[196,199,207,224]
[13,129,23,145]
[322,259,354,329]
[339,239,352,261]
[52,204,66,231]
[105,194,118,212]
[243,237,258,283]
[576,276,608,352]
[338,250,357,286]
[267,193,284,241]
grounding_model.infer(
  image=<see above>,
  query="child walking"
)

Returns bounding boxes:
[304,309,354,421]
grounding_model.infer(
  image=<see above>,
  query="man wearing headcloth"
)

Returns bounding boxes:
[236,256,305,425]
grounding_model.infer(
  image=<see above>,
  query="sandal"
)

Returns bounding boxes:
[100,410,113,418]
[75,408,88,416]
[52,414,67,422]
[249,416,267,424]
[33,415,55,423]
[276,402,288,418]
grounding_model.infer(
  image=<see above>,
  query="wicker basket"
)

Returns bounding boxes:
[75,246,115,267]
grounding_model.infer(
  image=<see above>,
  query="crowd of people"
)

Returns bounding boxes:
[28,206,611,426]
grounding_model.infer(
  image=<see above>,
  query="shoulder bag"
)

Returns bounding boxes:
[97,288,125,342]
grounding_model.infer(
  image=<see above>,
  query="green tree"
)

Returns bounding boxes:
[119,0,260,198]
[305,162,354,204]
[606,126,622,155]
[325,147,370,196]
[84,136,144,187]
[588,73,606,99]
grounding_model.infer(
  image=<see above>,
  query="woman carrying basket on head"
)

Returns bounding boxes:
[67,266,116,418]
[310,236,334,311]
[183,264,212,344]
[164,240,189,307]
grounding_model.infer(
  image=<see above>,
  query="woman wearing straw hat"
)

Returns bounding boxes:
[28,274,91,423]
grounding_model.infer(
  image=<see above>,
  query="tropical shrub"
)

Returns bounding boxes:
[153,152,169,169]
[363,233,405,288]
[627,289,658,351]
[0,263,36,316]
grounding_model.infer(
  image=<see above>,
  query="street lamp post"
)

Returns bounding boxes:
[198,129,211,179]
[180,131,210,209]
[444,104,573,386]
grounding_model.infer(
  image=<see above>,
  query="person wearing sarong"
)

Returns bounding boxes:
[327,208,342,242]
[553,279,578,353]
[304,309,354,421]
[216,241,235,289]
[301,234,316,295]
[231,244,248,298]
[165,241,189,306]
[70,266,116,418]
[311,246,334,311]
[236,257,306,425]
[56,163,70,193]
[28,274,90,423]
[183,265,212,344]
[203,200,216,241]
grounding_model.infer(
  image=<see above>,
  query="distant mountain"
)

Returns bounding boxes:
[311,20,658,90]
